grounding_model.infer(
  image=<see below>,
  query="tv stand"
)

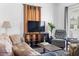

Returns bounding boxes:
[24,4,48,47]
[24,32,49,47]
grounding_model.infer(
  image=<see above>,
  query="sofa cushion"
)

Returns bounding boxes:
[12,42,41,56]
[10,35,25,45]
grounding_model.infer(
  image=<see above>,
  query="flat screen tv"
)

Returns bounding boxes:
[28,21,45,32]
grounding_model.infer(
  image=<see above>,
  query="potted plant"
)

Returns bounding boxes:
[48,22,55,36]
[48,22,55,43]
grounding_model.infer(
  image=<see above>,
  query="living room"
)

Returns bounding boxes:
[0,3,79,56]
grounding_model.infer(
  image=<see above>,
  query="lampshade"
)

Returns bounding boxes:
[74,25,77,30]
[2,21,11,29]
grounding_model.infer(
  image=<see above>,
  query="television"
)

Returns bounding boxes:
[28,21,45,32]
[39,21,45,32]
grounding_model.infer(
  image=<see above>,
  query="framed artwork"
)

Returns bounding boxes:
[66,4,79,38]
[68,4,79,30]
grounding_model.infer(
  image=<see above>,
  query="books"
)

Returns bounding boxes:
[39,42,49,45]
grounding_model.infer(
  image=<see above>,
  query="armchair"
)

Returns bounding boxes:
[52,30,67,49]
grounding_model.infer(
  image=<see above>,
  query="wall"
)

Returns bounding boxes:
[53,3,75,29]
[0,3,74,35]
[0,4,24,35]
[40,3,54,34]
[0,3,54,35]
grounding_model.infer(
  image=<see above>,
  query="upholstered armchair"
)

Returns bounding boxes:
[68,43,79,56]
[52,30,67,49]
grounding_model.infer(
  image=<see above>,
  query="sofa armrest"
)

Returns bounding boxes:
[0,43,13,56]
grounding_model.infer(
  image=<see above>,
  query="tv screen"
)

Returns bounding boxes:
[28,21,45,32]
[39,21,45,32]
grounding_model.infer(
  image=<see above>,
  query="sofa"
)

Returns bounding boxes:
[0,34,41,56]
[10,35,41,56]
[0,35,13,56]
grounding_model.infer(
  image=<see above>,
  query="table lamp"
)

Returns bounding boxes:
[2,21,11,34]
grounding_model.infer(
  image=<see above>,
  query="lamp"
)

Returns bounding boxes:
[2,21,11,34]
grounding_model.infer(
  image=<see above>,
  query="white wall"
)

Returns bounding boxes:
[53,3,75,29]
[0,4,24,35]
[40,3,54,33]
[0,3,74,35]
[0,3,54,35]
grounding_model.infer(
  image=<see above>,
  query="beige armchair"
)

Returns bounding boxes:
[10,35,41,56]
[69,43,79,56]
